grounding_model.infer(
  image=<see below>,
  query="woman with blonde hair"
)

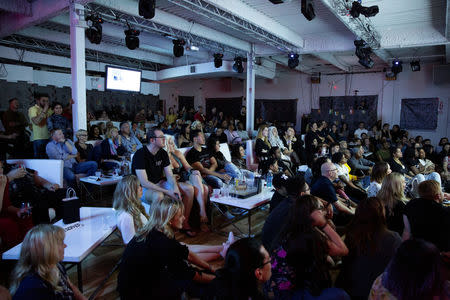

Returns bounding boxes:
[99,126,127,161]
[117,197,216,299]
[163,135,210,231]
[113,176,233,258]
[255,124,271,163]
[376,172,408,236]
[10,224,86,299]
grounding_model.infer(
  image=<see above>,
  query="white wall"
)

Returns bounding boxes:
[0,63,160,95]
[160,62,450,145]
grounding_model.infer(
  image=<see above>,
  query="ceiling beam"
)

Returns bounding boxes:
[166,0,304,52]
[94,0,251,54]
[0,0,95,38]
[268,56,313,74]
[313,53,350,72]
[16,26,174,65]
[0,0,32,16]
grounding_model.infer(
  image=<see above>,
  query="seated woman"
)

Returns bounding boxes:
[9,224,86,300]
[332,152,367,202]
[177,124,192,148]
[0,161,32,252]
[255,125,271,163]
[281,126,303,166]
[207,238,272,299]
[269,194,349,300]
[369,239,450,300]
[74,129,94,162]
[376,173,408,236]
[88,125,102,140]
[117,197,216,299]
[224,123,242,145]
[405,147,442,187]
[98,127,127,170]
[367,162,391,197]
[268,126,291,163]
[164,135,210,232]
[206,137,253,180]
[231,144,247,170]
[336,197,401,300]
[112,175,233,260]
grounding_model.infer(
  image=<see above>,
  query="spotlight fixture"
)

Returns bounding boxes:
[354,39,374,69]
[139,0,155,19]
[288,53,299,69]
[391,59,403,75]
[213,53,223,68]
[233,57,244,73]
[350,1,379,18]
[124,23,140,50]
[173,39,185,57]
[85,15,103,44]
[410,60,421,72]
[301,0,316,21]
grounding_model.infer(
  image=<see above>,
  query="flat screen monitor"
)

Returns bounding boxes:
[105,66,142,92]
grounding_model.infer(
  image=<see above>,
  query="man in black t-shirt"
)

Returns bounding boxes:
[185,130,230,188]
[132,127,181,204]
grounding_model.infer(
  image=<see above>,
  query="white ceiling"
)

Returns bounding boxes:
[0,0,448,75]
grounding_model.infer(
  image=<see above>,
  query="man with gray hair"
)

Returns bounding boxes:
[311,162,355,224]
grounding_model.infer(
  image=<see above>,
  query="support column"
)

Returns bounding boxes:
[70,2,87,135]
[246,45,255,133]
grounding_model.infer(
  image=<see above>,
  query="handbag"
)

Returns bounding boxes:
[62,188,80,224]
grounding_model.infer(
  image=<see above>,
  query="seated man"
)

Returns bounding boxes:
[46,128,97,187]
[311,162,355,225]
[119,122,142,157]
[132,127,181,204]
[186,129,231,188]
[404,180,450,251]
[269,146,294,177]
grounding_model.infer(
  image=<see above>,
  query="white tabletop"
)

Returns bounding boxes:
[80,176,123,186]
[2,207,117,263]
[210,188,274,210]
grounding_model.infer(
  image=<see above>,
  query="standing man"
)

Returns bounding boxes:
[28,93,52,158]
[186,129,231,188]
[46,129,97,187]
[132,127,181,204]
[2,98,29,157]
[194,106,206,123]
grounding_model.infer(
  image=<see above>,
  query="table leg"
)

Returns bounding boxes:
[77,263,83,292]
[248,209,252,237]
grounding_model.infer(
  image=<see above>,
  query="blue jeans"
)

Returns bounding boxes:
[203,175,224,188]
[64,161,98,186]
[224,163,254,179]
[33,139,49,158]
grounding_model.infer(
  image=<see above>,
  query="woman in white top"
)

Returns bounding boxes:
[268,126,290,161]
[367,162,391,198]
[113,175,233,261]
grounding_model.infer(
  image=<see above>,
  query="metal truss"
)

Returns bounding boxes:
[0,35,161,71]
[86,2,247,57]
[164,0,299,53]
[323,0,381,49]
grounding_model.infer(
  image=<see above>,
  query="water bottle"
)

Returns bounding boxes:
[266,171,273,188]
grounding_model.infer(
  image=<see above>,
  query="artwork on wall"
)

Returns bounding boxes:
[400,98,439,130]
[317,95,378,131]
[255,99,298,125]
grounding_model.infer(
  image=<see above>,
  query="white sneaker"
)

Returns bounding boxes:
[48,208,56,222]
[227,231,235,245]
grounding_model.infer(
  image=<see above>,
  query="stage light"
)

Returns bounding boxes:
[288,53,299,69]
[173,39,185,57]
[301,0,316,21]
[139,0,155,19]
[85,15,103,44]
[354,39,374,69]
[410,60,421,72]
[214,53,223,68]
[391,59,403,74]
[233,57,244,73]
[124,24,140,50]
[350,1,379,18]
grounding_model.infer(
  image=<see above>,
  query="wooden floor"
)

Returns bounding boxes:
[0,186,270,300]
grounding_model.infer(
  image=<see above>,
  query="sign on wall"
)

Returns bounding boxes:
[400,98,438,130]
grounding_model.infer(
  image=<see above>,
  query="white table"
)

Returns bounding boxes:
[210,188,274,237]
[2,207,117,292]
[80,175,122,202]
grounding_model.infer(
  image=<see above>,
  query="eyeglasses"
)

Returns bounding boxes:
[258,258,272,268]
[328,168,337,172]
[150,136,166,139]
[78,134,88,137]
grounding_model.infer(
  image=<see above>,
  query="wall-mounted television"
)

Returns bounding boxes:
[105,65,142,93]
